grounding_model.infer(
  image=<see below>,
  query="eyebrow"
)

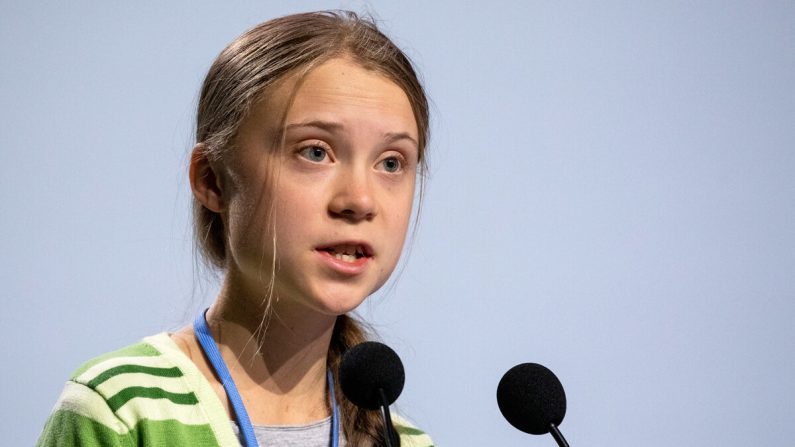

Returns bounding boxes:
[286,120,343,133]
[285,120,418,148]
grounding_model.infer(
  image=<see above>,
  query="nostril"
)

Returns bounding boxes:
[328,195,376,221]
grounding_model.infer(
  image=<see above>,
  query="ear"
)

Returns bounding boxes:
[189,143,225,213]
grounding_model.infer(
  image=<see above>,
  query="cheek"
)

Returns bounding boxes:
[223,198,271,266]
[223,178,279,259]
[385,187,416,252]
[270,184,319,247]
[395,180,417,226]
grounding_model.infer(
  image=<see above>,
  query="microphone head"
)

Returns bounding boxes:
[339,341,405,410]
[496,363,567,435]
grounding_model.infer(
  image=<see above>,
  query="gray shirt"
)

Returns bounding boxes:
[231,418,348,447]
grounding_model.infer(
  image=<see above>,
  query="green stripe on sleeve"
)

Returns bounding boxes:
[394,416,435,447]
[87,365,183,388]
[37,409,130,447]
[37,410,222,447]
[107,387,199,412]
[72,342,161,379]
[128,418,220,447]
[396,425,426,436]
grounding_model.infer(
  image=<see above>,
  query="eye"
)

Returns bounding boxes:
[381,156,402,173]
[298,145,329,163]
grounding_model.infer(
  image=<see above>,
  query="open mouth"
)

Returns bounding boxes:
[318,243,373,263]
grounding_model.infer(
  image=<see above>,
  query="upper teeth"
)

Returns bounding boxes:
[334,252,358,262]
[327,244,365,258]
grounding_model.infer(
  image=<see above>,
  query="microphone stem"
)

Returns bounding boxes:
[379,388,395,447]
[549,424,570,447]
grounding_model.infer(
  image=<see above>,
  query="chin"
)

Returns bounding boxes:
[307,284,377,316]
[280,274,386,317]
[314,295,369,316]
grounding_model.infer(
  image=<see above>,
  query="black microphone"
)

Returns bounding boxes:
[497,363,570,447]
[340,341,405,447]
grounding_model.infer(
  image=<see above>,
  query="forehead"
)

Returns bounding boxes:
[243,57,418,142]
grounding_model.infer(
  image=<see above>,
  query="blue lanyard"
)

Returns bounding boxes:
[193,309,340,447]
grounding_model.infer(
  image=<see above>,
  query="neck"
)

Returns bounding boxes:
[204,269,338,424]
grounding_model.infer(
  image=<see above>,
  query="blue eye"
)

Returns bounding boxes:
[299,146,328,162]
[382,157,401,173]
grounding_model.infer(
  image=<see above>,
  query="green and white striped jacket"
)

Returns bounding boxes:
[37,333,433,446]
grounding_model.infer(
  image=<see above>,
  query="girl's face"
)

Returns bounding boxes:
[223,57,419,316]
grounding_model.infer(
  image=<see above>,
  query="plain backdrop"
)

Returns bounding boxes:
[3,1,794,445]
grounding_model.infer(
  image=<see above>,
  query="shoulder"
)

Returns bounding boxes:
[37,380,131,446]
[392,414,434,447]
[68,335,165,381]
[67,334,197,420]
[38,334,239,447]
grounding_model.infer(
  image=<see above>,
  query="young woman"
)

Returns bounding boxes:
[38,11,432,447]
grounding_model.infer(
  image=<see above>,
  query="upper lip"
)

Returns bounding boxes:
[316,240,374,257]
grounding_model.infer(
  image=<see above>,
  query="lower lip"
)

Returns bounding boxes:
[316,250,371,275]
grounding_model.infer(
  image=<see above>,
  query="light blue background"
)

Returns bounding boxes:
[3,1,794,445]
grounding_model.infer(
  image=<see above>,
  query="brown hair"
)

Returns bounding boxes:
[192,10,429,446]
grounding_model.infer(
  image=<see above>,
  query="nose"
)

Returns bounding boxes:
[328,168,377,222]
